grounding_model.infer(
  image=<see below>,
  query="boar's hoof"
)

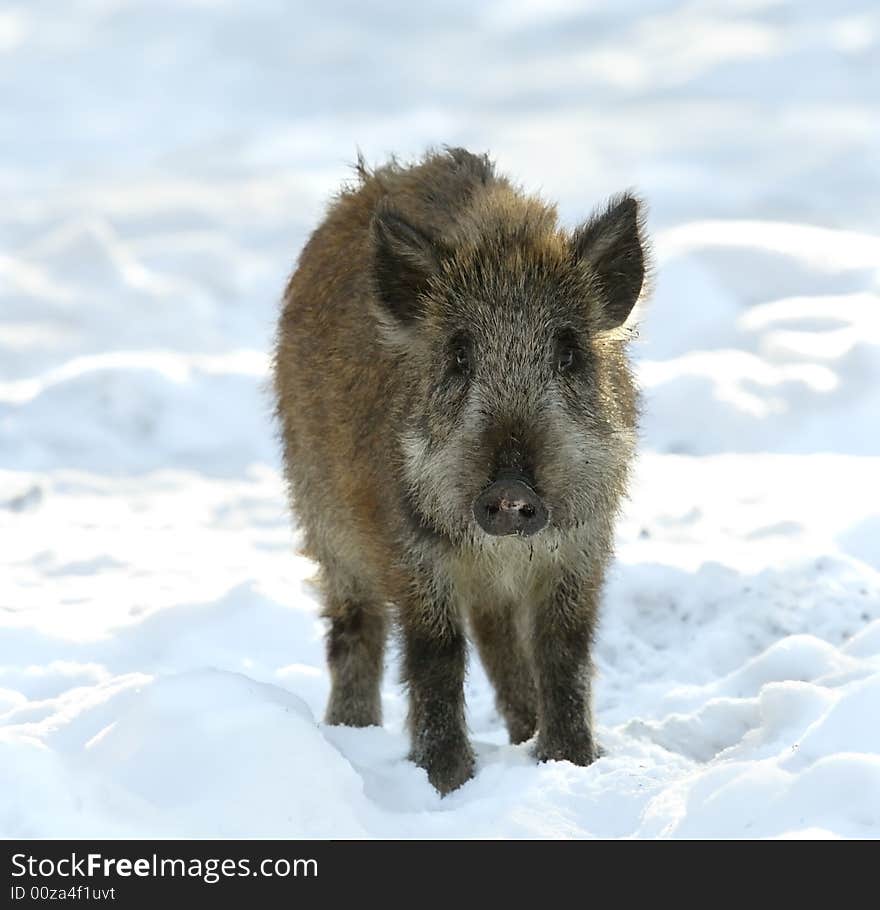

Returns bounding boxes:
[534,733,597,767]
[324,704,382,728]
[412,741,476,796]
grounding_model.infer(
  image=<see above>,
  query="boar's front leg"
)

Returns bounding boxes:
[470,606,538,745]
[402,591,474,795]
[324,597,386,728]
[532,573,598,766]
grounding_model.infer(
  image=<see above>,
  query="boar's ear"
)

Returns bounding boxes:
[571,194,646,330]
[371,207,442,325]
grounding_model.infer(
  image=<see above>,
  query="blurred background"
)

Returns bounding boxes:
[1,1,879,837]
[1,0,878,470]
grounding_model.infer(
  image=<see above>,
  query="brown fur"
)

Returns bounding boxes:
[273,148,647,794]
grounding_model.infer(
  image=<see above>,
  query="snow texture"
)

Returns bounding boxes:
[1,0,879,838]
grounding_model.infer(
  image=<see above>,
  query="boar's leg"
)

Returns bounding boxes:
[324,598,386,727]
[470,607,538,745]
[402,595,475,795]
[532,574,598,766]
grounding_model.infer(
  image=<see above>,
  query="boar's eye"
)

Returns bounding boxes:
[448,334,472,376]
[554,330,580,373]
[557,347,575,372]
[453,345,471,374]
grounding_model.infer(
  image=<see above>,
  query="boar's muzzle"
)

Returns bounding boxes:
[473,473,548,537]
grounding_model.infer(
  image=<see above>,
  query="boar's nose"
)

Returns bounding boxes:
[473,476,548,537]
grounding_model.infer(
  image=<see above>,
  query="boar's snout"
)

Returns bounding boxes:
[473,474,548,538]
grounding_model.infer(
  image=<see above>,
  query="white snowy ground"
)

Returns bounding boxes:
[2,0,879,838]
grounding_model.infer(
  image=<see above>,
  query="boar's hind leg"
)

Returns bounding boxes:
[470,607,537,745]
[402,595,475,795]
[324,596,386,728]
[532,575,598,766]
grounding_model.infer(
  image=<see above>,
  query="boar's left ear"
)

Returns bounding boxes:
[371,206,443,325]
[571,194,646,330]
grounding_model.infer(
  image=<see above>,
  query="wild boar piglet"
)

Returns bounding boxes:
[273,148,648,794]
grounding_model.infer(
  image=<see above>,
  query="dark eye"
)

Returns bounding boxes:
[449,335,472,376]
[554,329,582,374]
[557,347,575,372]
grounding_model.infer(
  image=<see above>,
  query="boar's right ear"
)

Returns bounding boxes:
[371,207,442,325]
[571,193,646,331]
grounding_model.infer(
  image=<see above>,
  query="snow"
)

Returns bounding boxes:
[1,0,879,839]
